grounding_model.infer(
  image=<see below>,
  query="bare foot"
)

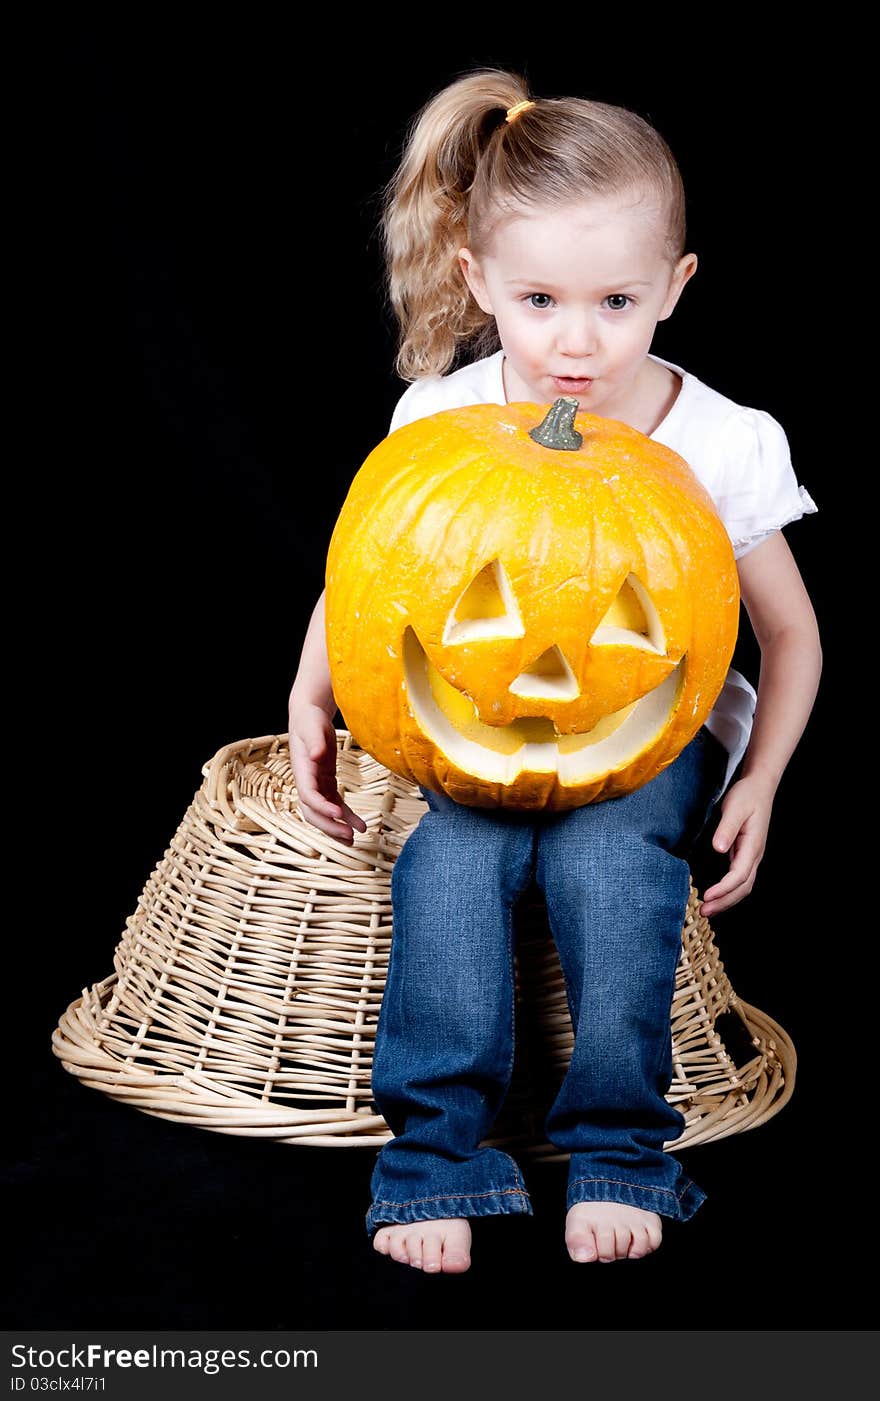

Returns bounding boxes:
[566,1202,662,1262]
[372,1218,472,1273]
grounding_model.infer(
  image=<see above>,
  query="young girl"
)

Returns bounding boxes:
[288,69,822,1274]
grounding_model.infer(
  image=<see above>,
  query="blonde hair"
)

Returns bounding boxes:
[379,67,688,382]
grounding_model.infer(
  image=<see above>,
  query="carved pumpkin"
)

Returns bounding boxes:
[326,398,739,810]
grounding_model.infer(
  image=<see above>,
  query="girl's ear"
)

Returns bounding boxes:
[458,247,494,316]
[658,252,698,320]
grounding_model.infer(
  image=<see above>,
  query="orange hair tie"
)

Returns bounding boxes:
[505,100,536,124]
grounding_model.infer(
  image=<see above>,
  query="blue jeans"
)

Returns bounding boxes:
[365,726,729,1235]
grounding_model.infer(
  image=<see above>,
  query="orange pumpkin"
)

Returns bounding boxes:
[325,398,739,810]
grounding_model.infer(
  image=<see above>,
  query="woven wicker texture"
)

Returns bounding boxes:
[53,732,795,1156]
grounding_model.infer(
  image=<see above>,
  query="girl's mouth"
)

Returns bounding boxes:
[553,376,593,393]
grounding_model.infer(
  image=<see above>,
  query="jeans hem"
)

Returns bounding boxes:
[567,1174,707,1222]
[365,1186,533,1236]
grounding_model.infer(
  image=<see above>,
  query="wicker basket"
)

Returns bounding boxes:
[52,731,795,1157]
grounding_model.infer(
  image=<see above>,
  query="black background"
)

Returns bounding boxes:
[13,21,863,1333]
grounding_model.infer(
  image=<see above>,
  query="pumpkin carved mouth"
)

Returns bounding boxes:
[403,626,685,785]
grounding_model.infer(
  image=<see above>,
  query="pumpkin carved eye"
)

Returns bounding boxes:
[443,559,524,644]
[590,574,667,655]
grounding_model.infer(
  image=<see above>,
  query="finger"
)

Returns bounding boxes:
[712,809,757,852]
[310,775,368,831]
[705,822,761,886]
[701,874,755,916]
[702,867,753,903]
[301,790,349,818]
[706,835,762,897]
[701,866,758,914]
[299,796,366,839]
[701,892,739,917]
[299,807,356,844]
[712,822,740,854]
[312,788,368,833]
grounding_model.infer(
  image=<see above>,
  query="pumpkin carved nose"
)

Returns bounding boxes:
[509,646,579,700]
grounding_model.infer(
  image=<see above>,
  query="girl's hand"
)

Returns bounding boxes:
[699,774,776,918]
[288,703,368,845]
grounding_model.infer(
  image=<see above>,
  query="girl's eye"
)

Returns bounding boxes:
[523,293,634,311]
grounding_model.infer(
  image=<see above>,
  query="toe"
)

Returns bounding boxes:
[441,1245,470,1273]
[595,1226,617,1263]
[421,1230,443,1274]
[627,1227,650,1259]
[372,1228,391,1255]
[615,1226,633,1260]
[566,1229,598,1263]
[646,1220,663,1252]
[389,1233,410,1265]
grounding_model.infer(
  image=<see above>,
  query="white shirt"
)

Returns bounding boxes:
[388,349,819,798]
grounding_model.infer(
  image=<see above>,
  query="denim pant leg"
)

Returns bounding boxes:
[534,727,728,1222]
[366,790,537,1236]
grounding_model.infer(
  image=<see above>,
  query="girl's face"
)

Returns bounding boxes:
[459,194,697,423]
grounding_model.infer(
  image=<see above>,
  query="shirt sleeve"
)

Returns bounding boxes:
[388,377,440,434]
[713,406,819,560]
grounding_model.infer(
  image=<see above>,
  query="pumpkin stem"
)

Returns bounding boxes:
[528,397,583,451]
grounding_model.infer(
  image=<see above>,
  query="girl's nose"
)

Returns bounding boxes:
[558,317,599,358]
